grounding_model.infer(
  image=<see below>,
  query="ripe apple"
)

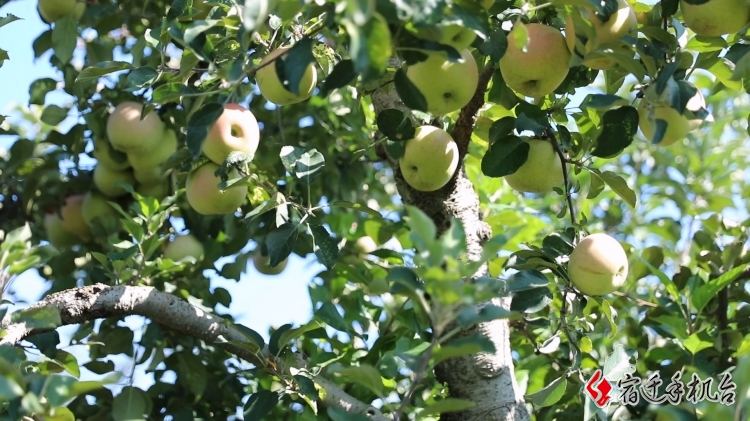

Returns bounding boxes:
[500,23,570,98]
[406,48,478,116]
[416,25,477,50]
[38,0,85,23]
[638,82,706,146]
[136,181,170,201]
[93,137,130,171]
[680,0,750,37]
[201,104,260,165]
[568,233,628,296]
[81,192,118,227]
[44,212,79,249]
[355,236,378,254]
[399,126,460,192]
[59,194,91,241]
[256,46,317,105]
[164,234,204,261]
[106,101,166,154]
[504,138,564,193]
[94,164,136,198]
[252,253,288,275]
[185,161,248,215]
[564,0,638,70]
[127,129,178,172]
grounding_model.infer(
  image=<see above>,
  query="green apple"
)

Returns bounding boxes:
[568,233,628,296]
[565,0,638,70]
[164,234,205,261]
[106,101,166,154]
[406,48,478,116]
[59,194,91,241]
[399,126,460,192]
[38,0,85,23]
[481,0,494,9]
[127,129,178,172]
[500,23,570,98]
[676,51,694,70]
[638,81,706,146]
[504,138,564,193]
[185,162,248,215]
[94,164,136,198]
[136,181,170,201]
[680,0,750,37]
[252,253,288,275]
[201,104,260,165]
[416,25,477,50]
[256,46,317,105]
[81,192,118,227]
[355,236,378,254]
[133,166,167,185]
[44,212,79,248]
[93,137,130,171]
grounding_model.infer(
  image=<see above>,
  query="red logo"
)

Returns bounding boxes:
[586,369,613,407]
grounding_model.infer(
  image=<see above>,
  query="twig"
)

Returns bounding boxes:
[393,335,438,421]
[546,126,576,225]
[611,291,659,308]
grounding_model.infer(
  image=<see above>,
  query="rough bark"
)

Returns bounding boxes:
[372,63,530,420]
[0,284,389,421]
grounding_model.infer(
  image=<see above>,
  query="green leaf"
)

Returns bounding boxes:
[691,264,749,314]
[51,16,77,64]
[580,94,630,110]
[269,324,294,355]
[76,61,135,83]
[488,69,519,109]
[277,38,316,96]
[242,0,274,32]
[186,102,224,157]
[488,117,516,143]
[377,109,415,141]
[125,66,159,90]
[328,408,372,421]
[265,223,298,267]
[112,386,148,421]
[294,149,325,184]
[0,375,23,400]
[527,376,567,407]
[478,28,508,62]
[244,390,280,421]
[315,302,349,332]
[0,48,7,68]
[0,13,21,29]
[507,270,549,292]
[456,304,512,326]
[433,334,496,364]
[244,192,287,222]
[309,225,339,270]
[320,59,358,96]
[394,67,428,112]
[417,398,476,419]
[683,330,714,355]
[481,135,530,177]
[707,58,743,91]
[293,375,320,401]
[151,83,196,104]
[10,306,61,330]
[685,35,728,53]
[339,364,384,396]
[28,78,57,105]
[510,287,552,313]
[344,13,392,82]
[405,205,436,251]
[329,201,383,219]
[591,106,638,158]
[385,139,406,159]
[40,105,69,126]
[589,170,637,208]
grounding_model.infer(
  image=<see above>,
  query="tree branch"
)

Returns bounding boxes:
[546,126,576,225]
[0,284,389,421]
[453,62,494,158]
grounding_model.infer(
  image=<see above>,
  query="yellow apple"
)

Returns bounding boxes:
[355,236,378,254]
[93,137,130,171]
[59,194,91,241]
[252,253,288,275]
[81,192,118,227]
[500,23,570,98]
[504,138,564,193]
[106,101,166,154]
[201,104,260,165]
[164,234,205,261]
[568,233,628,296]
[44,212,79,248]
[256,46,317,105]
[416,25,477,50]
[638,81,706,146]
[127,129,178,172]
[680,0,750,37]
[38,0,85,23]
[94,165,136,198]
[399,126,460,192]
[406,48,479,116]
[565,0,638,70]
[185,162,248,215]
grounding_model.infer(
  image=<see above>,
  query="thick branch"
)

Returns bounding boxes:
[453,63,495,157]
[0,284,389,421]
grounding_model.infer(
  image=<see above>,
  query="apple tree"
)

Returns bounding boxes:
[1,0,750,420]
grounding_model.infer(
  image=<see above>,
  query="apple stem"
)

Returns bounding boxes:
[546,126,576,225]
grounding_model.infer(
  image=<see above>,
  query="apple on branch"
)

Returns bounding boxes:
[201,104,260,165]
[500,23,570,98]
[638,80,707,146]
[568,233,629,296]
[127,129,178,173]
[93,164,136,198]
[406,48,479,116]
[106,101,166,155]
[256,47,317,105]
[92,137,131,172]
[37,0,85,23]
[415,24,477,50]
[504,138,564,194]
[253,252,288,276]
[164,234,205,262]
[44,212,79,249]
[58,194,91,242]
[185,162,248,215]
[355,236,378,255]
[399,126,460,192]
[680,0,750,37]
[81,192,119,229]
[564,0,638,70]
